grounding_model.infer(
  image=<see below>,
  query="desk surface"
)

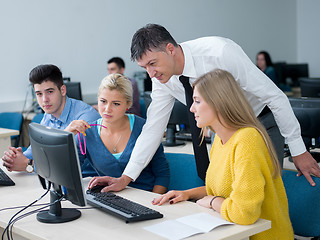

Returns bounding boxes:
[0,128,19,138]
[0,128,20,155]
[0,167,270,240]
[163,140,211,155]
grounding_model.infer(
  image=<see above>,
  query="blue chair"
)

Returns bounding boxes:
[165,153,205,191]
[139,97,146,119]
[0,112,24,147]
[282,170,320,239]
[32,113,44,124]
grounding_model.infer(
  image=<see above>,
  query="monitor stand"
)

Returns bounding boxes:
[37,185,81,224]
[162,124,185,147]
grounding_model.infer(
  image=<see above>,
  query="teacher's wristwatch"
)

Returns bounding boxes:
[26,159,34,173]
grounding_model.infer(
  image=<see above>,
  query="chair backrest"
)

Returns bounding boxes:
[282,170,320,237]
[0,112,24,147]
[289,97,320,150]
[139,98,146,119]
[165,153,205,191]
[299,77,320,98]
[32,113,44,124]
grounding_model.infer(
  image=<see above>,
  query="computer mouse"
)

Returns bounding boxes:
[88,185,105,193]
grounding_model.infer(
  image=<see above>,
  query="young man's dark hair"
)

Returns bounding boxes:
[29,64,63,89]
[130,23,178,61]
[107,57,125,69]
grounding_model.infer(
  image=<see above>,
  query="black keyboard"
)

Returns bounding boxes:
[86,188,163,223]
[0,168,15,186]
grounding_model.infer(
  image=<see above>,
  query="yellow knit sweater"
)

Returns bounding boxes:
[206,127,293,240]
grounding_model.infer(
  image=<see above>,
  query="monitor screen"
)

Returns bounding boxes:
[64,81,83,100]
[284,63,309,86]
[29,123,86,223]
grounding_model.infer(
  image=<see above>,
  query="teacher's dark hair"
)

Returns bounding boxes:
[131,23,178,61]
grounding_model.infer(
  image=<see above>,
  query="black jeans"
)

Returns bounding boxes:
[258,108,284,168]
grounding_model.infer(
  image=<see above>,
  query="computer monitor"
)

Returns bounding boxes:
[284,63,309,86]
[273,62,286,85]
[144,92,190,146]
[29,123,86,223]
[64,81,83,100]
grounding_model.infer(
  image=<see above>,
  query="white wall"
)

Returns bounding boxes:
[0,0,298,112]
[297,0,320,77]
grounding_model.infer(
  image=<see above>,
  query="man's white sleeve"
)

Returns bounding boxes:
[123,81,175,180]
[221,42,306,156]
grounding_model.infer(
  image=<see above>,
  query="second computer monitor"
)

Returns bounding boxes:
[284,63,309,86]
[64,81,83,100]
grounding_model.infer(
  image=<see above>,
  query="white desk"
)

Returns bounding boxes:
[0,167,270,240]
[163,140,211,155]
[0,128,19,155]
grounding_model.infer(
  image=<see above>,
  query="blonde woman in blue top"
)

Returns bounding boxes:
[75,73,169,194]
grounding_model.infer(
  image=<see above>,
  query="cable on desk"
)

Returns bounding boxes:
[4,200,92,240]
[0,202,59,212]
[1,183,51,240]
[8,198,64,240]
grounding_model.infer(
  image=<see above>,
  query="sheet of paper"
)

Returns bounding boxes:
[143,212,234,240]
[176,212,234,233]
[144,220,203,240]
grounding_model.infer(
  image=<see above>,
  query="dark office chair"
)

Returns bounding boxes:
[0,112,24,147]
[282,170,320,239]
[299,78,320,98]
[288,98,320,162]
[165,153,205,191]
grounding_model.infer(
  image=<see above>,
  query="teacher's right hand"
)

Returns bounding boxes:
[89,175,132,193]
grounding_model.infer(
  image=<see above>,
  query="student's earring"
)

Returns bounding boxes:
[126,108,129,111]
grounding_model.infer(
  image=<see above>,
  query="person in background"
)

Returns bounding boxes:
[76,73,169,194]
[107,57,141,116]
[1,64,100,173]
[153,69,293,239]
[256,51,278,86]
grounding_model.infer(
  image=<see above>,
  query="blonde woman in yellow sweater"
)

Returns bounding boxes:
[152,69,293,239]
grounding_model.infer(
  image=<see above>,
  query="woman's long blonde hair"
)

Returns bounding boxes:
[193,69,280,177]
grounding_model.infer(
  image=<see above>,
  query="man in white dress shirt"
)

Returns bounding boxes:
[99,24,320,191]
